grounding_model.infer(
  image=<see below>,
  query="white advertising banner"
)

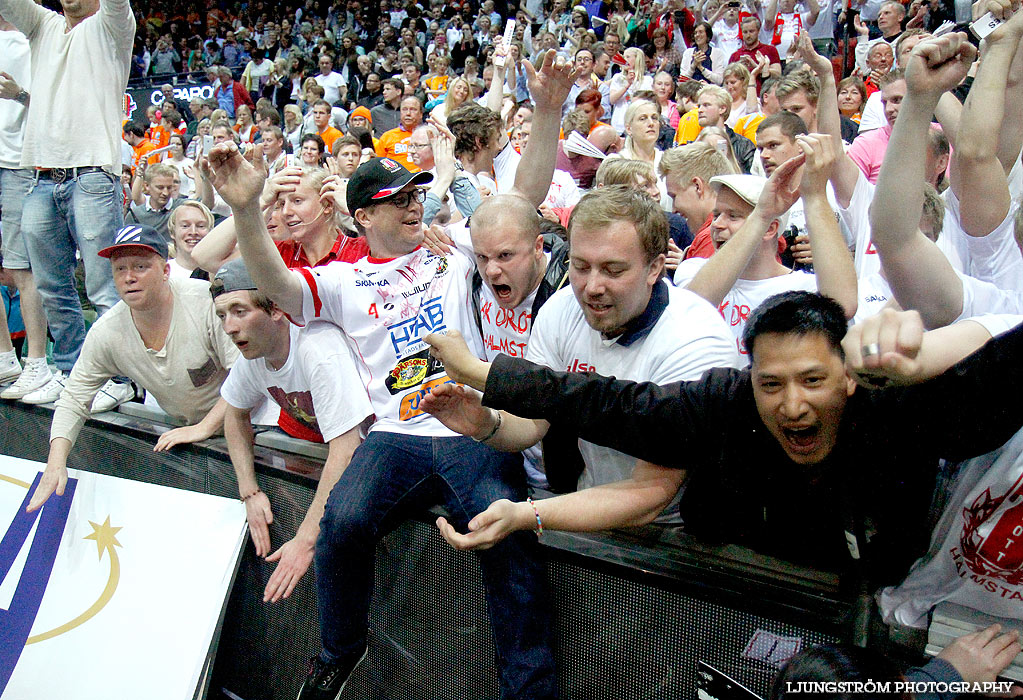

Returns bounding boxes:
[0,456,247,699]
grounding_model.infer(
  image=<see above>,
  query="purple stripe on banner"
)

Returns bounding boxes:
[0,472,78,691]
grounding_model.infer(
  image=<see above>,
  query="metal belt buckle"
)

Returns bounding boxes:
[51,167,68,183]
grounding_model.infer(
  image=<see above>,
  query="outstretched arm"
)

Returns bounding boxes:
[795,31,860,207]
[949,0,1023,237]
[870,33,975,328]
[842,308,1001,388]
[436,460,686,550]
[152,397,228,451]
[224,404,275,558]
[798,134,858,318]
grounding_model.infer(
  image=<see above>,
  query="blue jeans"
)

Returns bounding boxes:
[21,171,121,370]
[315,431,558,699]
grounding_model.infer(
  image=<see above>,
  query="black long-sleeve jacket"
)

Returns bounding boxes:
[483,325,1023,584]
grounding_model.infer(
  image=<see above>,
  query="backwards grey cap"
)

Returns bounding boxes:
[210,258,258,299]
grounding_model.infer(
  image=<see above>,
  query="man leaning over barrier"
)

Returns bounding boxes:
[26,225,238,512]
[422,295,1023,589]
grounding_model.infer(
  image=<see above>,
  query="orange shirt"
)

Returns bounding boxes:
[375,126,417,171]
[148,123,170,149]
[733,112,766,145]
[674,108,702,145]
[318,126,344,154]
[425,74,449,97]
[132,139,161,174]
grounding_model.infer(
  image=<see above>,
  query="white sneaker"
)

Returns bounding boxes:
[90,379,135,414]
[21,371,67,405]
[1,360,52,400]
[0,351,21,383]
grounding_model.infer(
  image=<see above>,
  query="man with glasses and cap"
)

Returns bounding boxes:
[26,225,239,512]
[211,257,372,606]
[205,145,559,698]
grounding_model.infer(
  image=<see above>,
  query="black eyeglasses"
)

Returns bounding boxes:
[386,188,426,209]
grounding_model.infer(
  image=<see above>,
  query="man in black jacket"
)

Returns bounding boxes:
[421,292,1018,587]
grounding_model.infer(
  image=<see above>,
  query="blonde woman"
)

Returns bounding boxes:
[608,46,654,134]
[430,77,471,125]
[233,104,258,144]
[612,99,673,211]
[283,104,304,153]
[722,62,757,129]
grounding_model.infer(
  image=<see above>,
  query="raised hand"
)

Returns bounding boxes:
[903,32,978,98]
[756,150,805,221]
[206,142,267,210]
[522,47,578,112]
[796,133,838,195]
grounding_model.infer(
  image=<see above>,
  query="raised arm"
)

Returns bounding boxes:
[949,2,1023,237]
[685,153,804,307]
[798,134,858,318]
[870,33,975,328]
[206,142,304,319]
[510,49,577,206]
[796,32,860,206]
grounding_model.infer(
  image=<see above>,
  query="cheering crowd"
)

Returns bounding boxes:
[5,0,1023,693]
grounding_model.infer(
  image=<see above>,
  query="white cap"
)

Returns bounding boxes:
[708,174,768,207]
[709,173,792,233]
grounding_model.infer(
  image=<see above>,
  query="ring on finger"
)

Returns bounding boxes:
[861,342,881,357]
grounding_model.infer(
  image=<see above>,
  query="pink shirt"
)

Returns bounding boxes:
[847,124,892,184]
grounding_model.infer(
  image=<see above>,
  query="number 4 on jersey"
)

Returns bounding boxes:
[368,303,379,318]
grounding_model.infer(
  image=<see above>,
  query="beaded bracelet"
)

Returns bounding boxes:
[240,488,262,502]
[527,496,543,537]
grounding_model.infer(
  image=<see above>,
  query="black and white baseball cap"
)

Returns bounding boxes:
[346,157,433,214]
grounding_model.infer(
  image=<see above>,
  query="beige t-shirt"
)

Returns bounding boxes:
[0,0,135,170]
[51,277,238,444]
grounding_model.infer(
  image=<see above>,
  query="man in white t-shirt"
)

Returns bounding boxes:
[869,30,1023,327]
[212,258,372,605]
[675,136,858,355]
[429,186,740,523]
[314,54,346,106]
[209,151,559,699]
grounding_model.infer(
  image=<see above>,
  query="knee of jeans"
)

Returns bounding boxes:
[319,494,375,546]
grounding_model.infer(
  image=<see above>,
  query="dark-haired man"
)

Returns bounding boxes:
[369,77,403,136]
[422,295,1022,585]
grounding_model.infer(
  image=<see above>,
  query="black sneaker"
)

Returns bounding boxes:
[296,648,368,700]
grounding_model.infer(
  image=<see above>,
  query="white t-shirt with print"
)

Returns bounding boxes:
[943,182,1023,293]
[526,282,741,523]
[221,321,373,442]
[674,258,818,357]
[295,247,481,437]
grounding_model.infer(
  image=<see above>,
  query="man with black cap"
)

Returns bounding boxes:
[26,224,238,512]
[211,258,372,605]
[206,149,559,697]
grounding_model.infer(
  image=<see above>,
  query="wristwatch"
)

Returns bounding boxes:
[14,89,29,106]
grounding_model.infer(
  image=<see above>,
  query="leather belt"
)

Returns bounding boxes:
[36,166,106,183]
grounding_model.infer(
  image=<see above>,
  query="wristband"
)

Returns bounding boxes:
[240,488,262,502]
[471,409,502,443]
[527,496,543,536]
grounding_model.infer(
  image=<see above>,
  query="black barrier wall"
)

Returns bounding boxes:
[0,402,848,700]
